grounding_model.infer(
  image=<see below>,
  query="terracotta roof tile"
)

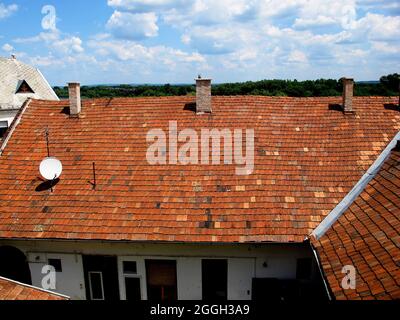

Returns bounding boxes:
[0,277,68,300]
[312,147,400,300]
[0,96,399,243]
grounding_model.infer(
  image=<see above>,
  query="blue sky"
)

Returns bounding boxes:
[0,0,399,86]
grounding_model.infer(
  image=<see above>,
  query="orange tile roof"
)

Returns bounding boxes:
[0,96,398,243]
[312,145,400,300]
[0,276,69,300]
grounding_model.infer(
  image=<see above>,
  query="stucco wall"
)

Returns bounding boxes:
[0,110,18,126]
[0,240,315,300]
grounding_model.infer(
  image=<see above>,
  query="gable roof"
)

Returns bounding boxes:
[0,96,399,243]
[0,56,59,111]
[0,276,69,300]
[311,137,400,300]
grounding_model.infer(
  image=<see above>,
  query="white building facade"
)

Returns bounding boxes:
[0,240,325,301]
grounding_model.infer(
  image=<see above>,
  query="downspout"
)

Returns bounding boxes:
[307,238,333,301]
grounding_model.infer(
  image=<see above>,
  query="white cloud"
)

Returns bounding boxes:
[107,0,189,12]
[106,11,159,40]
[0,3,17,19]
[293,0,357,29]
[2,43,13,52]
[53,36,84,54]
[89,37,205,64]
[14,30,84,55]
[359,13,400,41]
[287,50,308,63]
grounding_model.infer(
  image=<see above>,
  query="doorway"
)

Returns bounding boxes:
[0,246,32,285]
[145,260,177,301]
[82,255,120,300]
[202,259,228,300]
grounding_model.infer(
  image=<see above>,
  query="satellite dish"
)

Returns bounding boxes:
[39,157,63,180]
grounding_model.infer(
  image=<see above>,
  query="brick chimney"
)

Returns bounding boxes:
[196,76,212,114]
[342,78,354,113]
[68,82,81,117]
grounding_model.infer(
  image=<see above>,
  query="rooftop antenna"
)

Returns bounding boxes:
[92,162,97,190]
[39,128,62,192]
[45,127,50,157]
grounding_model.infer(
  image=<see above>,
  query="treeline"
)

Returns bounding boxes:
[54,73,399,99]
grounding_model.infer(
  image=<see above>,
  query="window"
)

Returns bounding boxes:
[88,271,105,300]
[202,259,227,300]
[0,121,8,138]
[296,258,312,280]
[82,255,120,301]
[146,260,177,301]
[123,261,137,274]
[122,260,141,300]
[16,80,34,94]
[48,258,62,272]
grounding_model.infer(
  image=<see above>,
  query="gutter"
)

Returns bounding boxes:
[312,131,400,240]
[308,239,333,301]
[0,276,70,300]
[0,98,31,157]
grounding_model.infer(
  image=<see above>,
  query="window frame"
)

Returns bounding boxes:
[88,271,105,301]
[122,260,142,300]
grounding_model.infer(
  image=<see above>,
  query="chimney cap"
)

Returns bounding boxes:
[195,77,212,81]
[340,77,354,81]
[68,82,81,85]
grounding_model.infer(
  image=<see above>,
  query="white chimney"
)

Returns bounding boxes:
[342,78,354,113]
[68,82,81,117]
[196,76,212,114]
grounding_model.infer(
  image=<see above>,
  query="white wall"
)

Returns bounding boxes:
[27,252,86,300]
[228,258,254,300]
[0,240,314,300]
[0,110,18,126]
[177,258,202,300]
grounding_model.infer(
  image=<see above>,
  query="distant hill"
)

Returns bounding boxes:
[54,74,399,99]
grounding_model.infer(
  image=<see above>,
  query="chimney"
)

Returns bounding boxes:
[11,54,16,60]
[68,82,81,117]
[196,76,212,114]
[342,77,354,113]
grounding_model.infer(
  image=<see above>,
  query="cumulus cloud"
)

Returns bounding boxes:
[2,43,13,52]
[107,0,189,12]
[14,30,84,55]
[106,11,159,40]
[0,3,17,19]
[89,37,205,64]
[287,50,308,63]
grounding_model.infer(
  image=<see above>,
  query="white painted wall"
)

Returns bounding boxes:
[228,258,254,300]
[177,258,202,300]
[0,240,315,300]
[27,252,86,300]
[0,110,18,126]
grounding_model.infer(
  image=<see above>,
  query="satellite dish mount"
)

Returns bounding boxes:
[39,128,62,192]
